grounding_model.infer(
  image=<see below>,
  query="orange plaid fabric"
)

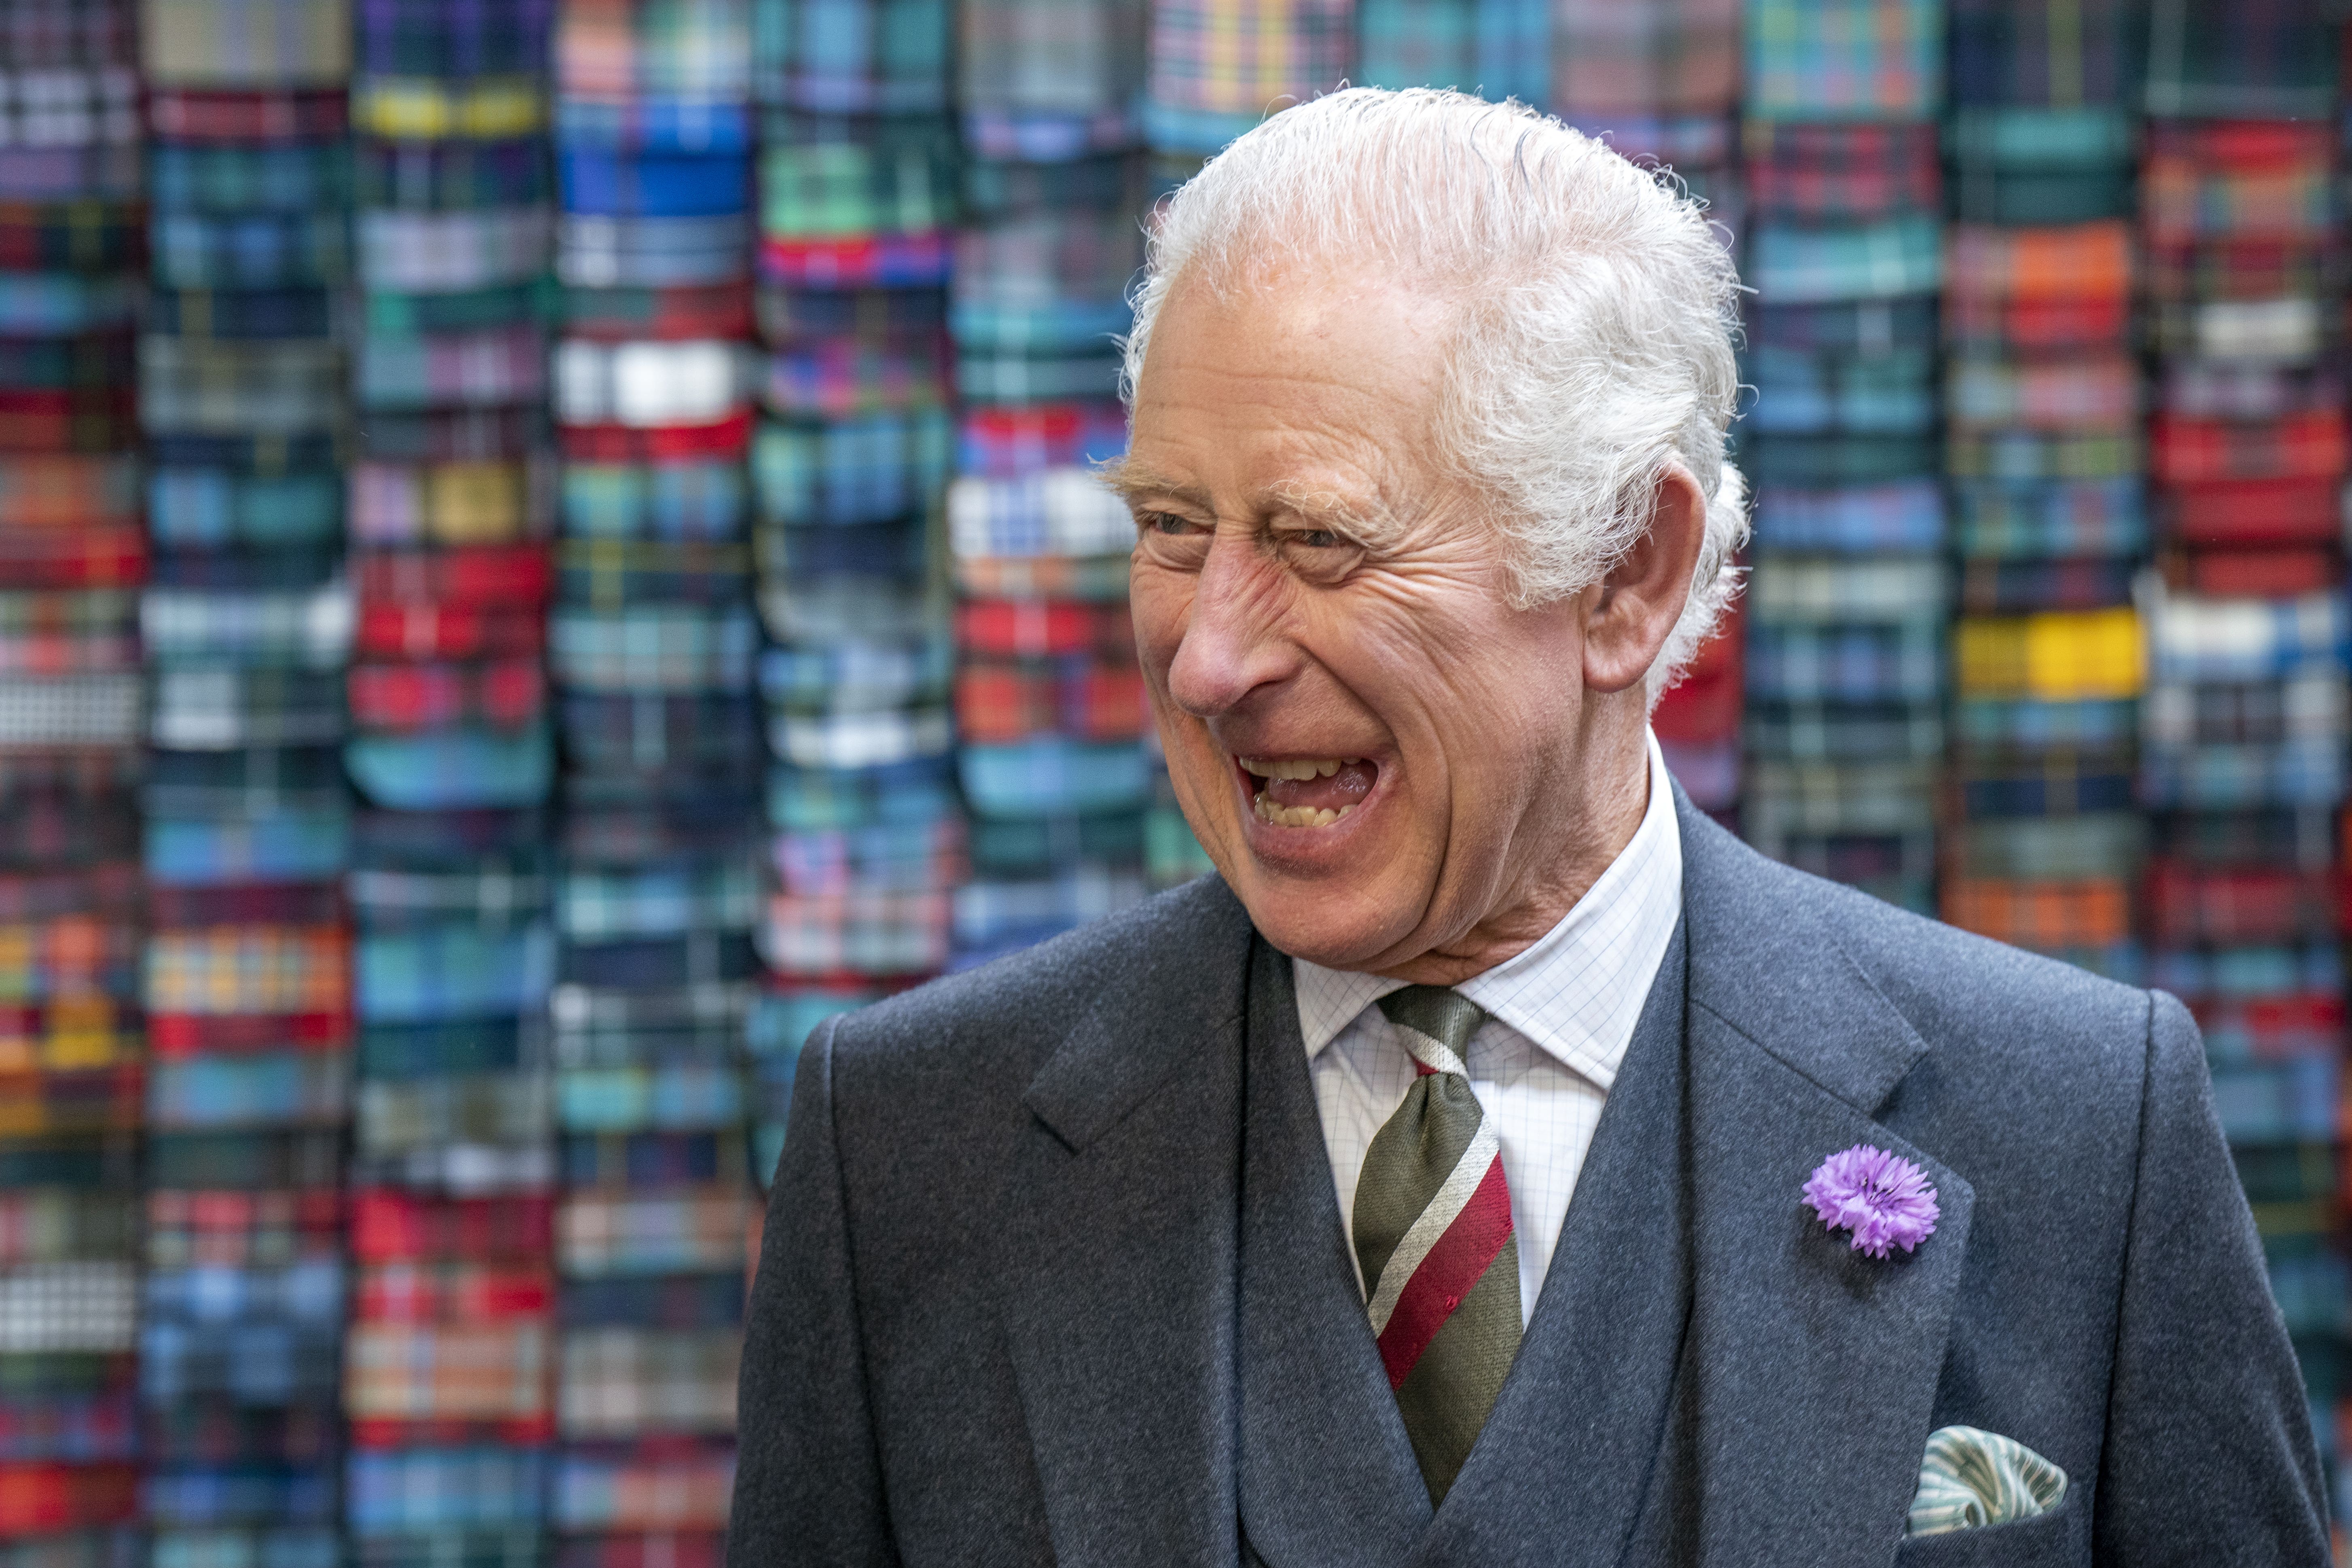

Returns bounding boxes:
[345,1321,553,1424]
[143,926,352,1015]
[1941,877,2133,947]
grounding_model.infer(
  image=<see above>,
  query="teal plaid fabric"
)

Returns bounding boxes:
[1746,345,1936,436]
[1906,1426,2068,1536]
[2144,0,2339,119]
[752,409,953,526]
[148,142,353,213]
[149,212,352,290]
[1744,0,1941,122]
[1745,216,1943,304]
[1355,0,1545,106]
[754,0,951,113]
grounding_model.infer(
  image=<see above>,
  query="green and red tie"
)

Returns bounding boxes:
[1353,985,1521,1504]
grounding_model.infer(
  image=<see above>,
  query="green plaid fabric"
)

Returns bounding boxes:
[757,120,957,241]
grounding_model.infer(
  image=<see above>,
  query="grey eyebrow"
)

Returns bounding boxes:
[1098,458,1403,547]
[1095,456,1210,510]
[1263,481,1403,547]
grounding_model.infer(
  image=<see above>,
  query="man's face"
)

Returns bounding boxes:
[1118,271,1602,973]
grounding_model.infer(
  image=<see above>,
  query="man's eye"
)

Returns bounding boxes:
[1281,529,1342,549]
[1142,511,1196,535]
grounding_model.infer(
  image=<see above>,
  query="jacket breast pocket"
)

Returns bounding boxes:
[1891,1486,2085,1568]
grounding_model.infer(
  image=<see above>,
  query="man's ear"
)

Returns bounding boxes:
[1582,467,1707,695]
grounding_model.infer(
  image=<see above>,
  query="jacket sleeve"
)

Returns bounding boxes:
[2094,990,2331,1565]
[727,1016,901,1568]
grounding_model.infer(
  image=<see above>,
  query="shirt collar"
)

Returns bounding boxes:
[1293,731,1685,1093]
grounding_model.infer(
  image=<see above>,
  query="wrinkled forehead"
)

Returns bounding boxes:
[1127,270,1460,469]
[1136,259,1467,405]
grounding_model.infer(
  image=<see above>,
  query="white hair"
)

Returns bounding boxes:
[1120,87,1748,701]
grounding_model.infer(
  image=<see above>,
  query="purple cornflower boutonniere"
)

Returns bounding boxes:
[1803,1143,1939,1259]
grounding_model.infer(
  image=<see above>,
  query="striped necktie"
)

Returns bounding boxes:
[1353,985,1521,1504]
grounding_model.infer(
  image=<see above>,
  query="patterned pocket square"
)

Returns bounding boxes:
[1905,1425,2068,1537]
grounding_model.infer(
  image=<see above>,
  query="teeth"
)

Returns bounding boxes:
[1250,794,1358,829]
[1237,756,1356,780]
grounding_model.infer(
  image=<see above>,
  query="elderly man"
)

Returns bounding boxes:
[729,89,2326,1565]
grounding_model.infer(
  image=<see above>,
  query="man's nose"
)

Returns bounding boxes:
[1165,532,1297,717]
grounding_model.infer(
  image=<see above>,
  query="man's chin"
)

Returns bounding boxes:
[1230,876,1420,973]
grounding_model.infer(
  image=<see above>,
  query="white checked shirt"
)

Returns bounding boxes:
[1294,732,1684,1327]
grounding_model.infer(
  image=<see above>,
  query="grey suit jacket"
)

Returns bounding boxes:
[729,790,2329,1566]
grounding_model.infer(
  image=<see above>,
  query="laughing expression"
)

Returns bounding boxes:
[1113,268,1638,978]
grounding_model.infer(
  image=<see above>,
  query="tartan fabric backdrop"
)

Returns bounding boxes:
[1355,0,1545,107]
[2144,0,2339,119]
[755,0,948,113]
[959,0,1142,155]
[1143,0,1352,150]
[0,0,2322,1548]
[0,4,148,1554]
[1552,0,1739,117]
[1743,0,1941,121]
[142,0,354,86]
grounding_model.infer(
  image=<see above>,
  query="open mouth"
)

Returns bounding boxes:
[1235,755,1380,828]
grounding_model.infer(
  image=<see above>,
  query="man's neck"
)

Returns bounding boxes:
[1375,728,1655,987]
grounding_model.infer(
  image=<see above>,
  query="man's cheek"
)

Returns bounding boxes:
[1127,580,1193,676]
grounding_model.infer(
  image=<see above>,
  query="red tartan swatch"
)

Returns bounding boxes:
[2146,860,2341,947]
[558,411,753,462]
[355,544,554,607]
[356,600,547,661]
[2151,411,2348,485]
[146,88,348,141]
[350,1190,557,1265]
[348,659,547,731]
[0,1462,139,1532]
[955,598,1133,659]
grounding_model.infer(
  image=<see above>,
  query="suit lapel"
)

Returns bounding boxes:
[999,879,1254,1567]
[1661,797,1977,1567]
[1406,921,1694,1566]
[1235,935,1430,1566]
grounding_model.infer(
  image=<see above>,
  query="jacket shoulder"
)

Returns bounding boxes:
[1816,862,2151,1049]
[825,873,1250,1082]
[1691,812,2158,1103]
